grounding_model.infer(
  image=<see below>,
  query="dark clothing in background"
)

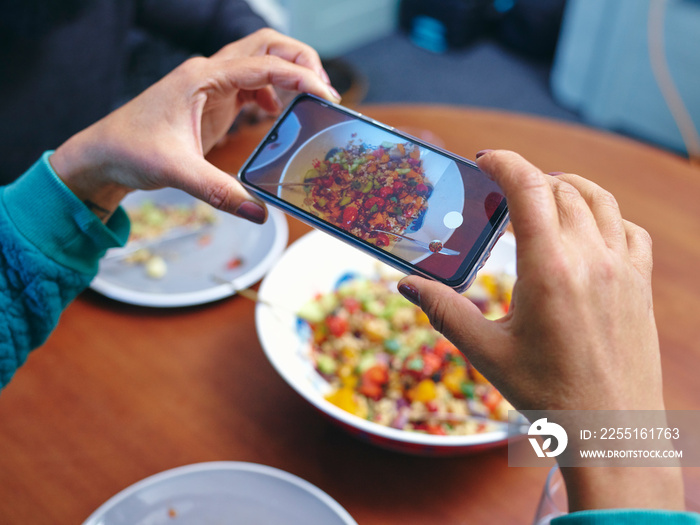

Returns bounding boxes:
[0,0,266,185]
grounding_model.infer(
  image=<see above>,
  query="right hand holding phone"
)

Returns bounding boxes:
[398,149,684,513]
[400,149,661,413]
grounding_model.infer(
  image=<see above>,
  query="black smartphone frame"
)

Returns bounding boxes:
[238,94,510,292]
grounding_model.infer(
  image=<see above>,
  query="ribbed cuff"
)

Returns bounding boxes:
[552,509,700,524]
[1,151,130,275]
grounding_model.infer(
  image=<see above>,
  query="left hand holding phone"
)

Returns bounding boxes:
[50,28,341,223]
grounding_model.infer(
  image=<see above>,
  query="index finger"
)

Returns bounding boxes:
[476,150,560,250]
[220,55,339,102]
[263,32,328,82]
[217,29,330,86]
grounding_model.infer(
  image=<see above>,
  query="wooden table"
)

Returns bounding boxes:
[1,106,698,524]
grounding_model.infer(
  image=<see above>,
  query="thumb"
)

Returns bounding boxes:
[170,156,268,224]
[398,275,501,366]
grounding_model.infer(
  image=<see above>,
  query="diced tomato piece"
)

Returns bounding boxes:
[422,352,443,376]
[375,233,390,247]
[325,315,349,338]
[482,389,502,412]
[342,297,361,314]
[358,380,383,400]
[378,187,394,198]
[426,424,447,435]
[363,196,385,211]
[342,206,358,227]
[433,338,458,358]
[363,364,389,385]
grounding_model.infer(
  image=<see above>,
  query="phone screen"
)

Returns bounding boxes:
[239,95,508,289]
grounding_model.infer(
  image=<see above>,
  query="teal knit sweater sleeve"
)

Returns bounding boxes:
[0,152,130,389]
[551,508,700,523]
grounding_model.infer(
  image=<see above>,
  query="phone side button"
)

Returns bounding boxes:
[475,250,493,272]
[370,118,394,131]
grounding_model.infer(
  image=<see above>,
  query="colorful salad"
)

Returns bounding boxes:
[301,140,432,249]
[298,272,515,436]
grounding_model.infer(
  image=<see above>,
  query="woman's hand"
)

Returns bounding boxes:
[51,29,339,223]
[400,149,661,413]
[398,150,684,511]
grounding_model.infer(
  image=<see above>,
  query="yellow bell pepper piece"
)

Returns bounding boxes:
[408,379,437,402]
[415,310,431,326]
[442,367,467,395]
[471,368,490,384]
[326,387,359,414]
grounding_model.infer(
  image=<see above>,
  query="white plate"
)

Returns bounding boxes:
[82,462,357,525]
[91,188,288,307]
[255,230,516,453]
[280,121,465,264]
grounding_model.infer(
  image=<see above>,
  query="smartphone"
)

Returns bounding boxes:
[238,94,509,292]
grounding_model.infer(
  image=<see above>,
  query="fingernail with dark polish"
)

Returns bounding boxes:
[237,201,266,224]
[475,149,493,160]
[398,283,420,307]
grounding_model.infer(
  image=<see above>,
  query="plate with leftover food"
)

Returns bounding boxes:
[91,188,288,307]
[255,229,518,455]
[81,462,357,525]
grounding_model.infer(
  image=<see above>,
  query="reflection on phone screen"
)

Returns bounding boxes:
[241,96,507,285]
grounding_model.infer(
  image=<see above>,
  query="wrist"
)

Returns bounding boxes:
[51,133,131,222]
[561,465,685,512]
